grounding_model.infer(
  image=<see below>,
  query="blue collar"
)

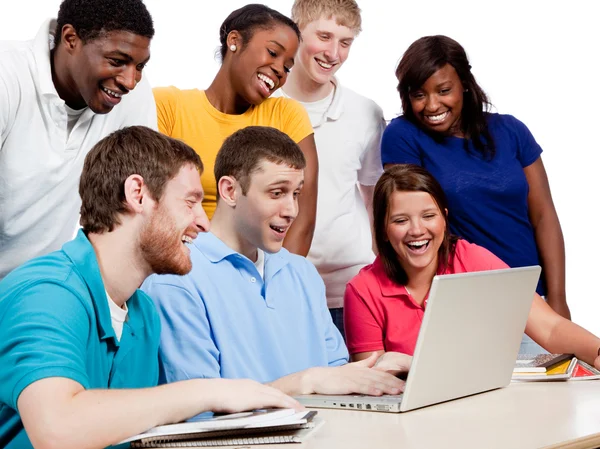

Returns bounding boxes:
[193,232,290,280]
[62,230,144,344]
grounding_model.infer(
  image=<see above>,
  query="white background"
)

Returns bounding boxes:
[3,1,599,334]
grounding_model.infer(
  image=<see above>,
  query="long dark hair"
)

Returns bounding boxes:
[373,164,458,285]
[396,35,495,159]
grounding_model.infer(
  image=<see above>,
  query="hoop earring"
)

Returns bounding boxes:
[229,44,237,52]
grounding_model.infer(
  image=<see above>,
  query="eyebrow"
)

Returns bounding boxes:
[316,30,354,41]
[268,179,304,189]
[187,190,204,201]
[106,50,151,65]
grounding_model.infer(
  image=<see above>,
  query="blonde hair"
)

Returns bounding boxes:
[291,0,362,33]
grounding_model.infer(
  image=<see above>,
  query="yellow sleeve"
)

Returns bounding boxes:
[279,98,314,143]
[153,86,180,137]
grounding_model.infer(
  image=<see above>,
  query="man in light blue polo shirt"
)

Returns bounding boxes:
[143,126,404,396]
[0,126,299,449]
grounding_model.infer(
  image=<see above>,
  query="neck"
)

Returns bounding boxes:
[403,258,438,303]
[283,68,334,103]
[51,47,86,109]
[210,207,258,262]
[205,67,251,115]
[87,225,152,308]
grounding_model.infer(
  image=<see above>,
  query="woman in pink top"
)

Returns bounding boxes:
[344,164,600,370]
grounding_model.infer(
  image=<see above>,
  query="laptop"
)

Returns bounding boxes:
[296,266,541,413]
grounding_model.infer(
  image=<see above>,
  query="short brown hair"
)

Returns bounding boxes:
[79,126,203,233]
[373,164,458,285]
[291,0,362,33]
[214,126,306,196]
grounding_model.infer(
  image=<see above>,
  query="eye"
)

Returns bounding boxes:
[108,58,125,67]
[293,190,301,198]
[268,49,277,57]
[136,63,147,72]
[319,34,329,41]
[440,88,451,95]
[284,66,291,74]
[409,91,425,100]
[340,40,352,48]
[393,218,408,224]
[271,190,283,198]
[423,213,437,220]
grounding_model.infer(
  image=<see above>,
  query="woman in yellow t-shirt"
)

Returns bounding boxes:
[154,4,317,256]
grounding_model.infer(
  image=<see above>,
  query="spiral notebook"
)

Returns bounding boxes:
[118,409,320,447]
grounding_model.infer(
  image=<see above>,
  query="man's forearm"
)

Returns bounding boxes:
[20,378,219,449]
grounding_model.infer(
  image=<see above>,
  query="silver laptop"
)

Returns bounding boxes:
[296,266,541,413]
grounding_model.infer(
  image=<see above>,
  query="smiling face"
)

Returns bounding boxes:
[140,164,209,275]
[229,25,299,104]
[234,159,304,254]
[63,29,151,113]
[408,64,464,137]
[295,16,356,87]
[385,190,446,278]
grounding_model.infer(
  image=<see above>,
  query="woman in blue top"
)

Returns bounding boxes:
[381,35,569,324]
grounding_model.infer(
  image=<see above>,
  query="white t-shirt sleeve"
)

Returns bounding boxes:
[358,102,385,186]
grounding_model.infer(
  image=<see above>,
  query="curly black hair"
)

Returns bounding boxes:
[54,0,154,45]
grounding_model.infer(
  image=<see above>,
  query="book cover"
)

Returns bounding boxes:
[512,357,577,381]
[119,409,316,446]
[513,353,572,373]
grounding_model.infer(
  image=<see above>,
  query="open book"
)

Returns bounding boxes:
[118,409,320,447]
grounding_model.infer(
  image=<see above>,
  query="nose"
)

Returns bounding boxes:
[116,65,139,92]
[193,205,211,233]
[281,195,299,220]
[408,218,424,236]
[424,94,440,112]
[323,40,339,61]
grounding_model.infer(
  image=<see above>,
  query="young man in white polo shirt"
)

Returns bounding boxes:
[280,0,385,337]
[0,0,158,280]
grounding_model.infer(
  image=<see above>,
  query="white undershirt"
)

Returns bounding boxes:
[254,248,265,278]
[64,104,85,138]
[301,87,335,127]
[106,291,128,341]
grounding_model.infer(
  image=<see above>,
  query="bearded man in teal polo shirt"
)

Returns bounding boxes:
[0,126,299,449]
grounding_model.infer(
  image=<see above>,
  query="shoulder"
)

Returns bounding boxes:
[0,40,33,90]
[260,96,306,116]
[347,259,381,293]
[487,112,532,134]
[153,85,201,105]
[0,253,92,319]
[452,239,509,272]
[384,115,420,135]
[340,86,383,115]
[279,248,320,277]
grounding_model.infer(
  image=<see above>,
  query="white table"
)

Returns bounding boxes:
[222,381,600,449]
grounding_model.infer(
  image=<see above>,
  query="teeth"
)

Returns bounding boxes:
[271,225,285,233]
[407,240,428,248]
[316,59,333,69]
[257,73,275,90]
[427,111,448,122]
[102,86,122,98]
[182,235,193,244]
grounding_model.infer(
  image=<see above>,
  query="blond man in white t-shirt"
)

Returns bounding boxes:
[280,0,385,338]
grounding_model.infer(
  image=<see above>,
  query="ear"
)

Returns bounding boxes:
[123,174,152,214]
[59,24,82,55]
[226,30,242,53]
[217,175,240,207]
[444,208,448,217]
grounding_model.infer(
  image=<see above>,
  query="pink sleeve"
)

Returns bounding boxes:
[460,241,510,272]
[343,282,385,355]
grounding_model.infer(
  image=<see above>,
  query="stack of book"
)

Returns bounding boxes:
[512,353,600,381]
[117,408,322,447]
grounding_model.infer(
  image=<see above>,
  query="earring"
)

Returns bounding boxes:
[229,44,237,52]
